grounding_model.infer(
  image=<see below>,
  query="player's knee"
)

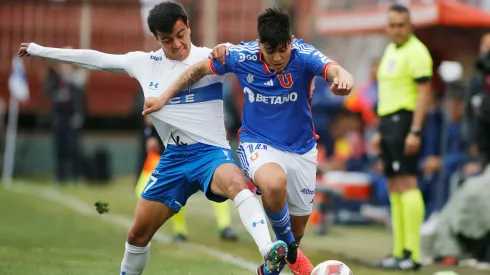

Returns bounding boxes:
[387,177,402,193]
[258,173,287,197]
[127,226,152,247]
[224,174,248,199]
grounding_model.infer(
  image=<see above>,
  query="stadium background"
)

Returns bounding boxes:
[1,0,490,274]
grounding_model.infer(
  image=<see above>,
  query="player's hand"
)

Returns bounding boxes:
[463,161,481,175]
[370,132,382,155]
[423,156,441,177]
[18,43,32,57]
[330,76,353,96]
[209,43,230,65]
[142,97,164,115]
[404,133,421,156]
[146,136,160,153]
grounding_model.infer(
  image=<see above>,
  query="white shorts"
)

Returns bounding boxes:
[236,142,318,216]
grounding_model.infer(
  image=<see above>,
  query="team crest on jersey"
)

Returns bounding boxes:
[278,73,293,88]
[247,74,254,83]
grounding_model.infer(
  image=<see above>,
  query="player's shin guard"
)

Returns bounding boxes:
[233,189,273,255]
[120,242,150,275]
[265,203,295,245]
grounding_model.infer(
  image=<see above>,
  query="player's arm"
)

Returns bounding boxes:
[18,42,128,73]
[142,47,236,115]
[409,47,433,134]
[160,58,215,103]
[304,46,354,96]
[141,59,214,115]
[326,64,355,95]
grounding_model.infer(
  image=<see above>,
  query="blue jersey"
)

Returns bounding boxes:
[210,39,337,154]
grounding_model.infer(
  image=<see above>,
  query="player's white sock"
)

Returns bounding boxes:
[234,189,273,256]
[120,242,150,275]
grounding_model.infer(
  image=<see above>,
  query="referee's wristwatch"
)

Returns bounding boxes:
[409,128,422,136]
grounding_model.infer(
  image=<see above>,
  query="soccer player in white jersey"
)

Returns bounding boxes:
[18,2,288,274]
[142,8,354,275]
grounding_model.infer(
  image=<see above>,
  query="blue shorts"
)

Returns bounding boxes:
[140,143,238,212]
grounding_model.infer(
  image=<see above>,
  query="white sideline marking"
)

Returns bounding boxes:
[11,185,291,274]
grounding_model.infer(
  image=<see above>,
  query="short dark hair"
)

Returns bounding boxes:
[257,8,292,50]
[388,3,410,17]
[147,1,188,35]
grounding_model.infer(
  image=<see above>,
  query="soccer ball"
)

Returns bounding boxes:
[311,260,352,275]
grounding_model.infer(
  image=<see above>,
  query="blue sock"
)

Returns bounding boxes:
[264,203,295,245]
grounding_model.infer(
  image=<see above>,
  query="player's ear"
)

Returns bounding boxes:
[187,20,191,35]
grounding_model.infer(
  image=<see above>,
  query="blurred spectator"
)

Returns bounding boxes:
[345,58,380,162]
[131,90,163,175]
[328,112,367,172]
[44,60,86,184]
[466,33,490,166]
[417,92,443,218]
[345,58,379,128]
[311,77,344,158]
[423,157,490,269]
[143,115,163,157]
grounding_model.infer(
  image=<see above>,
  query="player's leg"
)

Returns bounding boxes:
[377,111,424,271]
[211,201,238,241]
[121,150,188,275]
[375,139,406,269]
[280,148,317,275]
[198,146,286,271]
[236,143,296,275]
[390,112,424,271]
[237,143,295,245]
[121,197,175,275]
[171,207,188,242]
[397,156,424,270]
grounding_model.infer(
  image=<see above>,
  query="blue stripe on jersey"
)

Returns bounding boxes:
[166,82,223,105]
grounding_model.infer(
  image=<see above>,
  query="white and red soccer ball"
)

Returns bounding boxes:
[311,260,352,275]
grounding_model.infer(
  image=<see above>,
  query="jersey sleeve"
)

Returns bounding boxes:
[120,51,150,78]
[301,43,338,81]
[209,45,243,76]
[27,43,148,78]
[209,43,257,75]
[408,45,433,81]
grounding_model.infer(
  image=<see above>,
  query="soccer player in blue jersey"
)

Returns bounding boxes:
[143,7,354,275]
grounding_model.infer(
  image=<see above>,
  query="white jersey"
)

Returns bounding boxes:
[28,43,230,149]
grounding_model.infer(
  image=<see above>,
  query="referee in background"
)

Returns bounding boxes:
[371,4,432,271]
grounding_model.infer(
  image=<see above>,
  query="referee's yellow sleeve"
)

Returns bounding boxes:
[408,45,433,80]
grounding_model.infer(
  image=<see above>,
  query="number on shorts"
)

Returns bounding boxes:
[143,176,157,193]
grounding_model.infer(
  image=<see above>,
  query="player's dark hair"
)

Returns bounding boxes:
[257,8,292,50]
[388,4,410,17]
[147,1,188,36]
